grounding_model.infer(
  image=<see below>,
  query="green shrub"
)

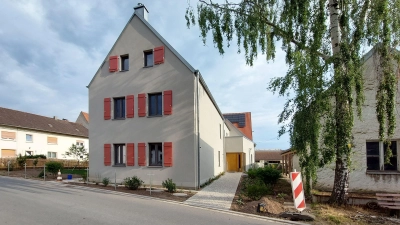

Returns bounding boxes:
[162,178,176,193]
[33,159,39,167]
[124,176,144,190]
[81,172,87,183]
[247,166,282,185]
[241,178,271,200]
[17,154,27,168]
[38,170,46,178]
[26,154,46,159]
[102,177,110,187]
[45,161,63,176]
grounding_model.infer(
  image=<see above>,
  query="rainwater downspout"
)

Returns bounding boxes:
[195,70,200,190]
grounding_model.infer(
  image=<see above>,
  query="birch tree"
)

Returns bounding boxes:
[186,0,400,205]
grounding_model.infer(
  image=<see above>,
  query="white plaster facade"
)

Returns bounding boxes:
[88,6,254,189]
[313,48,400,192]
[0,126,88,159]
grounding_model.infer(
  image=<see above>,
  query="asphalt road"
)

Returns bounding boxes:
[0,176,294,225]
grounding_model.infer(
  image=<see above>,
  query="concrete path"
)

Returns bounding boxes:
[184,172,242,210]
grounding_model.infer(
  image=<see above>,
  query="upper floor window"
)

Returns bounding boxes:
[1,131,16,141]
[76,140,84,146]
[148,93,162,116]
[121,55,129,71]
[366,141,398,171]
[114,97,125,119]
[47,136,57,145]
[144,50,153,67]
[26,134,33,142]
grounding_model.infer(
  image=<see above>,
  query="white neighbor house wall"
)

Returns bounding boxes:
[225,136,254,171]
[88,15,197,188]
[314,49,400,192]
[0,126,88,159]
[198,81,225,183]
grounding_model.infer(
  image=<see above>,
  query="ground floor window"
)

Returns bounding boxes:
[149,143,162,166]
[25,151,33,156]
[114,144,125,165]
[366,141,398,171]
[47,152,57,159]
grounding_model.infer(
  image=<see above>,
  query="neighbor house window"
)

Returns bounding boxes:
[47,152,57,158]
[149,143,162,166]
[114,97,125,119]
[76,140,84,146]
[144,50,153,67]
[114,144,125,166]
[366,141,398,171]
[26,134,33,142]
[1,131,16,140]
[47,136,57,144]
[148,93,162,116]
[25,151,33,156]
[121,55,129,71]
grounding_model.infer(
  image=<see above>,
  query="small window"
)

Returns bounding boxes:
[218,151,220,167]
[144,51,153,67]
[149,143,162,166]
[26,134,33,142]
[47,152,57,158]
[114,144,125,165]
[25,151,33,156]
[114,97,125,119]
[148,93,162,116]
[121,55,129,71]
[76,140,84,146]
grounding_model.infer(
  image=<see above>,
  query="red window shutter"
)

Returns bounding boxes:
[127,143,135,166]
[138,93,146,117]
[154,46,164,65]
[138,143,146,166]
[104,98,111,120]
[109,55,119,72]
[164,142,173,167]
[104,144,111,166]
[163,90,172,115]
[126,95,134,118]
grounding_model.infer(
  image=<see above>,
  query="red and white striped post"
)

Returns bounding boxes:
[290,170,306,212]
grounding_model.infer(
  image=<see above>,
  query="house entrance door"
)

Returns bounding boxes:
[226,153,243,172]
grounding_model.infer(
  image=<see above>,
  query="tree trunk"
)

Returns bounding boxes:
[328,0,350,205]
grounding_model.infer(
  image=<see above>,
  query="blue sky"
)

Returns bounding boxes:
[0,0,290,150]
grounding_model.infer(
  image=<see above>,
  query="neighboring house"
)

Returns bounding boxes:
[75,111,89,129]
[255,150,283,167]
[0,107,88,159]
[288,47,400,192]
[223,112,253,140]
[88,4,254,189]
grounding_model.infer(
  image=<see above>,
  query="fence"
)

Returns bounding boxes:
[0,158,89,170]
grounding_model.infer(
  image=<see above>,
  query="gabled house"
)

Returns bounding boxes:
[255,150,283,166]
[87,4,254,188]
[288,47,400,192]
[0,107,88,159]
[75,111,89,129]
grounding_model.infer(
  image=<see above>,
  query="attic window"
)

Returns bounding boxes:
[121,55,129,71]
[144,50,153,67]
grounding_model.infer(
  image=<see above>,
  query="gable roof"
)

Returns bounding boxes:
[81,111,89,122]
[87,8,226,121]
[255,150,283,161]
[0,107,88,138]
[223,112,253,140]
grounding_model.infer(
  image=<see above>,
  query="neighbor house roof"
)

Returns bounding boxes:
[255,150,283,161]
[223,112,253,140]
[81,111,89,122]
[0,107,88,138]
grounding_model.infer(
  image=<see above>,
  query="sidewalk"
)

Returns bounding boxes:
[184,172,242,210]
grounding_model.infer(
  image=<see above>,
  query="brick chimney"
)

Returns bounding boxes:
[134,3,148,21]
